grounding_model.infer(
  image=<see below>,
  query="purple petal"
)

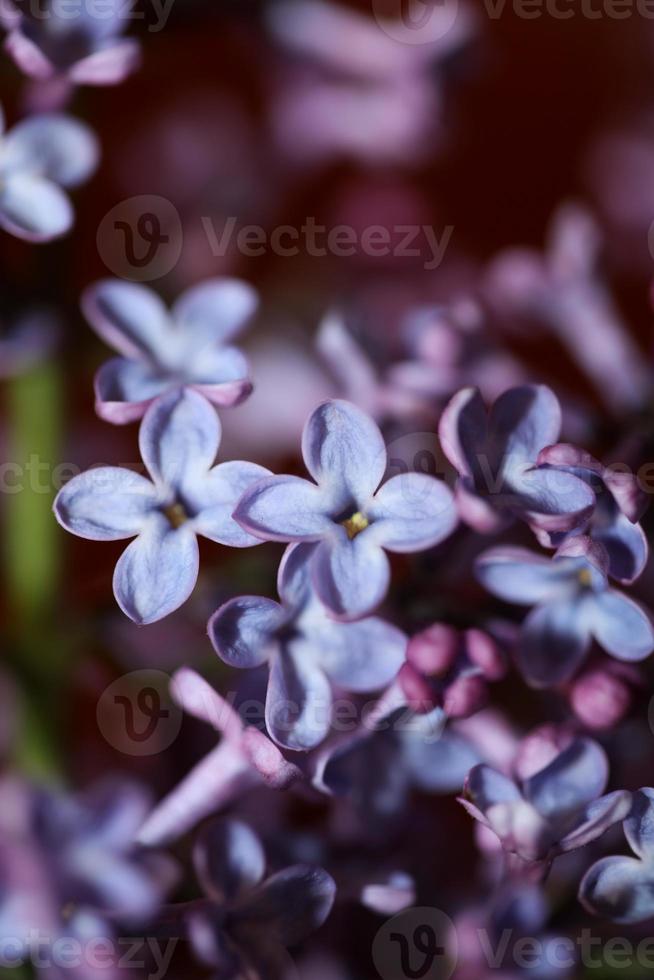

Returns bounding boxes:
[367,473,457,552]
[3,113,99,186]
[54,467,155,540]
[82,279,171,361]
[0,173,72,241]
[522,738,608,821]
[172,277,258,345]
[624,788,654,861]
[560,790,633,852]
[236,865,336,945]
[277,541,316,610]
[193,818,265,903]
[137,742,254,846]
[591,590,654,661]
[301,399,387,503]
[170,667,243,738]
[189,460,271,546]
[517,600,590,687]
[94,357,170,423]
[465,765,521,811]
[139,388,220,492]
[311,533,391,620]
[438,386,488,481]
[69,39,140,85]
[489,384,562,472]
[233,475,333,542]
[309,615,406,692]
[475,547,574,604]
[192,376,253,410]
[510,466,595,532]
[595,513,648,585]
[579,855,654,924]
[404,730,481,793]
[208,596,285,669]
[265,648,332,751]
[4,28,54,79]
[113,517,199,624]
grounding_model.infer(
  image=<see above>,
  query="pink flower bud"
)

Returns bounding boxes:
[407,624,459,676]
[570,667,632,730]
[397,662,440,713]
[513,725,575,781]
[465,628,506,680]
[443,674,487,719]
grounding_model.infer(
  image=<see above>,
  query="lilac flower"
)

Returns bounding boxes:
[580,788,654,923]
[484,203,650,413]
[209,541,406,751]
[535,443,648,584]
[460,736,632,872]
[1,0,140,88]
[182,818,335,976]
[234,399,457,620]
[0,106,98,241]
[476,537,654,687]
[138,668,302,847]
[439,384,595,534]
[54,388,269,624]
[82,277,256,424]
[0,775,173,968]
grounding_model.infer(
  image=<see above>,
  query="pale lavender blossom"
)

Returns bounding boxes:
[54,388,269,624]
[484,203,650,413]
[460,736,632,873]
[82,277,256,424]
[439,383,595,534]
[580,788,654,923]
[182,818,335,977]
[1,0,140,88]
[0,105,98,241]
[234,399,457,620]
[476,537,654,687]
[535,443,648,584]
[209,541,406,751]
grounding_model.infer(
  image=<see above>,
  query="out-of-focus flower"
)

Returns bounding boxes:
[54,388,269,624]
[476,537,654,687]
[209,541,406,751]
[535,443,648,584]
[580,788,654,923]
[484,203,650,413]
[82,278,256,424]
[0,308,59,377]
[0,775,173,967]
[460,736,631,873]
[567,660,640,730]
[399,622,506,718]
[235,399,457,620]
[266,0,475,167]
[1,0,140,88]
[138,668,302,847]
[182,818,335,976]
[0,106,98,241]
[439,384,595,534]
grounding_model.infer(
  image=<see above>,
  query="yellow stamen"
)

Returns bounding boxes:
[164,502,188,529]
[342,511,369,540]
[578,568,593,587]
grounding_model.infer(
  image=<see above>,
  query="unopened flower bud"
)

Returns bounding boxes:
[407,624,459,676]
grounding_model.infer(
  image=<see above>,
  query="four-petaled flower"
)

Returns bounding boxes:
[54,388,269,624]
[460,737,632,871]
[2,0,140,88]
[82,277,257,424]
[580,788,654,924]
[0,106,98,241]
[475,537,654,687]
[209,541,407,751]
[183,818,335,976]
[439,383,595,533]
[234,399,458,620]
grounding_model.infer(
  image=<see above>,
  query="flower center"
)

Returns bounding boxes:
[163,502,188,529]
[341,511,369,540]
[578,568,593,588]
